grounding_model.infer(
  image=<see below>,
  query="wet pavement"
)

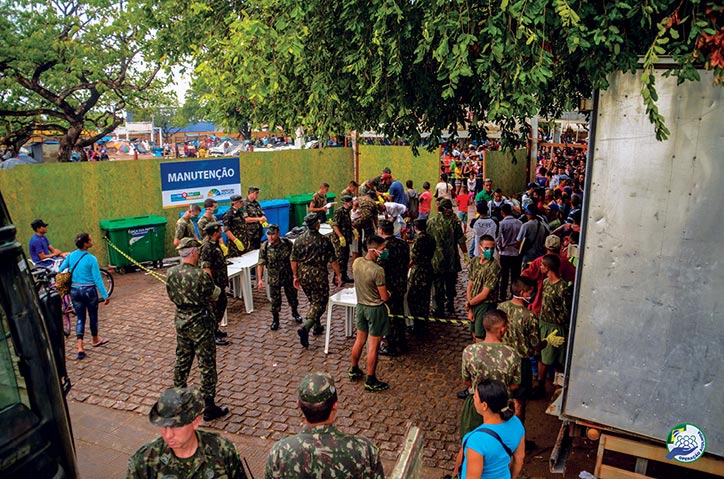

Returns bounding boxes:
[65,250,597,478]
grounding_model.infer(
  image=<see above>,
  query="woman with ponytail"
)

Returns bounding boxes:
[454,379,525,479]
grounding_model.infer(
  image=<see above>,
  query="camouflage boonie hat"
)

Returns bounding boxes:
[149,387,204,427]
[298,372,336,404]
[304,213,320,227]
[439,198,454,210]
[176,237,201,250]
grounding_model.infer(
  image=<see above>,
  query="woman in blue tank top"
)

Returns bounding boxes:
[456,379,525,479]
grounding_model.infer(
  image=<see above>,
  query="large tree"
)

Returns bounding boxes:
[0,0,170,160]
[158,0,722,148]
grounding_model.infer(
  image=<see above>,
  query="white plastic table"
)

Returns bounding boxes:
[324,287,357,354]
[227,250,260,314]
[319,223,333,236]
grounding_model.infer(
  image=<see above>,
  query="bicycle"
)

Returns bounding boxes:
[31,265,114,337]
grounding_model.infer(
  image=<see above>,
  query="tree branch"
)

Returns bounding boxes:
[0,108,68,118]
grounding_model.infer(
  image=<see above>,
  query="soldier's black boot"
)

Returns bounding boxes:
[270,312,280,331]
[378,337,398,357]
[291,308,303,323]
[297,327,309,348]
[203,398,229,421]
[312,322,325,336]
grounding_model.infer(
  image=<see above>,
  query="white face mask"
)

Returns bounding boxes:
[513,294,533,304]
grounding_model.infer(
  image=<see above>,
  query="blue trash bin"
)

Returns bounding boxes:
[259,199,291,240]
[215,205,230,221]
[212,201,290,243]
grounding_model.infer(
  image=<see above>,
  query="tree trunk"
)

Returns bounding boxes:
[57,123,84,162]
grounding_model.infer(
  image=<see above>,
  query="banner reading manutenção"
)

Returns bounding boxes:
[160,158,241,208]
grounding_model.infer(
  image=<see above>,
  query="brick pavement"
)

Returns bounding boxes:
[64,249,596,477]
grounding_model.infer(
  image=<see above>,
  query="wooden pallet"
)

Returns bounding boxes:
[595,434,724,478]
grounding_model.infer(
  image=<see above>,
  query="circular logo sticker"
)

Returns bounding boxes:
[665,423,706,463]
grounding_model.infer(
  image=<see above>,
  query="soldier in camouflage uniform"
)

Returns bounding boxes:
[257,224,302,331]
[332,195,354,283]
[265,372,384,479]
[127,386,247,479]
[308,182,330,224]
[173,204,201,247]
[407,218,436,334]
[465,234,501,341]
[428,198,467,316]
[339,180,358,201]
[292,214,342,348]
[165,237,229,421]
[359,170,392,195]
[537,254,572,385]
[459,309,521,438]
[377,219,409,355]
[222,194,248,257]
[498,276,564,421]
[243,186,267,250]
[196,198,218,240]
[355,190,380,253]
[199,222,230,346]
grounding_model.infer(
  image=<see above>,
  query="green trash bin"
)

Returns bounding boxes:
[285,193,314,228]
[286,193,337,227]
[326,193,336,220]
[100,215,168,270]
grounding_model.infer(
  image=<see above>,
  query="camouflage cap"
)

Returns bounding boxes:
[341,195,353,203]
[544,234,561,250]
[230,194,243,202]
[304,213,320,227]
[438,198,454,210]
[266,223,279,232]
[204,221,223,233]
[176,237,201,250]
[298,372,336,404]
[248,185,260,193]
[148,386,204,427]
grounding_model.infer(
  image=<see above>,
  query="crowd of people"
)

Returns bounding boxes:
[146,140,587,478]
[28,139,588,478]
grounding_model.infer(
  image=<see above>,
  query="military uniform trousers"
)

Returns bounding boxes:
[248,228,262,250]
[300,271,329,330]
[407,269,433,329]
[270,278,298,315]
[334,242,350,278]
[386,284,407,349]
[174,313,217,400]
[212,290,228,326]
[433,272,458,313]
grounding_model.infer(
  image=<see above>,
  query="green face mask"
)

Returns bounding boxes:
[482,249,494,260]
[377,249,389,261]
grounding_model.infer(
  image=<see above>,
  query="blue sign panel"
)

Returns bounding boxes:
[160,158,241,208]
